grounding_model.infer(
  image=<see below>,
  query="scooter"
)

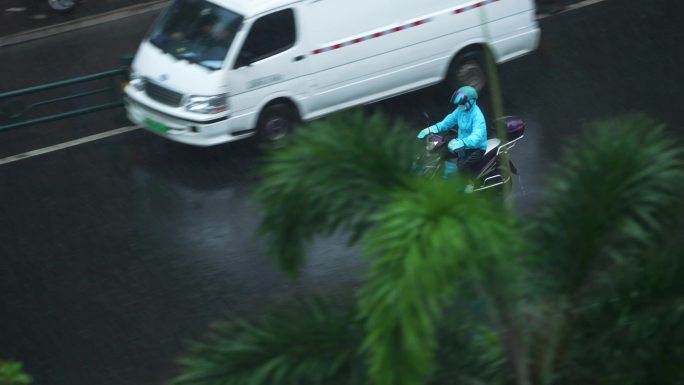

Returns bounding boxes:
[47,0,77,13]
[413,116,526,193]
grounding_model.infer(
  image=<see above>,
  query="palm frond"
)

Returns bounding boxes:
[531,113,684,294]
[254,110,416,275]
[0,361,32,385]
[429,309,509,385]
[170,296,364,385]
[561,215,684,385]
[357,177,523,385]
[527,114,684,384]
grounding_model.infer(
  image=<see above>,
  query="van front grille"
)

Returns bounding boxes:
[145,81,183,107]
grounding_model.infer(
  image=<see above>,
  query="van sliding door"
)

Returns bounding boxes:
[301,0,397,114]
[480,0,540,62]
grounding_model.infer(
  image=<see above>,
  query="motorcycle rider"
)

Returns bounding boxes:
[417,86,487,191]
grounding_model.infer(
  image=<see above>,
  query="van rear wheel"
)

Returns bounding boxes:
[446,51,487,94]
[48,0,77,13]
[257,104,297,147]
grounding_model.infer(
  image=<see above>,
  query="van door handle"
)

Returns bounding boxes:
[293,55,306,62]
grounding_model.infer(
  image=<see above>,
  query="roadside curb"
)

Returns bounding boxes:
[0,0,168,48]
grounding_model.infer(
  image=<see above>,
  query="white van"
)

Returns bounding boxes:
[124,0,540,146]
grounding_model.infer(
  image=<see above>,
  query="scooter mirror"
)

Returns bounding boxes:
[422,111,431,125]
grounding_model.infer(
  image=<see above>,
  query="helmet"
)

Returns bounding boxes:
[450,86,478,110]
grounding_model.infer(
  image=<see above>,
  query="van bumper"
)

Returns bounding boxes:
[124,97,256,146]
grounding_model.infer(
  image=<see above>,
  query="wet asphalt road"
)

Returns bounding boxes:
[1,0,684,384]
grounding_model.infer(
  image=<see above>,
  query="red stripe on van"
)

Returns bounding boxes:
[309,17,432,55]
[454,0,500,14]
[309,0,500,55]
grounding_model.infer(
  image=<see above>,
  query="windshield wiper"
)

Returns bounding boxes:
[180,51,221,71]
[177,53,217,71]
[150,39,219,70]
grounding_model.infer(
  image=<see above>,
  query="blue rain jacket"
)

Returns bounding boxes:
[429,104,487,152]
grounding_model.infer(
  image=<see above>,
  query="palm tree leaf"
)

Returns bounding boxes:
[170,296,364,385]
[358,178,523,385]
[527,114,684,384]
[0,361,32,385]
[254,110,417,275]
[429,318,509,385]
[530,113,684,295]
[564,214,684,381]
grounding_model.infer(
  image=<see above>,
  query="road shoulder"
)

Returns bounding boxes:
[0,0,166,48]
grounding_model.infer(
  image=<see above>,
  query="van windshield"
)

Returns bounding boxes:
[148,0,243,70]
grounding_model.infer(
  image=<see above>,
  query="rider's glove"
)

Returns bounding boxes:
[417,126,436,139]
[447,139,465,153]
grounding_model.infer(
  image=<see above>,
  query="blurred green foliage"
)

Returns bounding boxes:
[172,111,684,385]
[0,361,32,385]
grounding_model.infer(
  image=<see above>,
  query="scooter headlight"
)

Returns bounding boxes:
[185,94,228,114]
[426,136,441,151]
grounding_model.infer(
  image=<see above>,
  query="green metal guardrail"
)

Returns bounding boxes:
[0,57,131,132]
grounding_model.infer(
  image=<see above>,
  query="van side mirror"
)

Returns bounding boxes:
[235,51,255,68]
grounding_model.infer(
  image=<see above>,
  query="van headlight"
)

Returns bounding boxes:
[128,71,146,91]
[185,94,228,114]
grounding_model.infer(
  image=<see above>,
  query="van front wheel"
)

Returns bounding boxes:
[257,104,297,146]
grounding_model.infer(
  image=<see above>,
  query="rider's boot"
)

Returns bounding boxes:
[443,159,458,179]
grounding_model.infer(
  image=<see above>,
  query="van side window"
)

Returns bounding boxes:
[235,9,295,67]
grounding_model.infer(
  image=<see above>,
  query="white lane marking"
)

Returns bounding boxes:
[0,125,140,166]
[537,0,611,20]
